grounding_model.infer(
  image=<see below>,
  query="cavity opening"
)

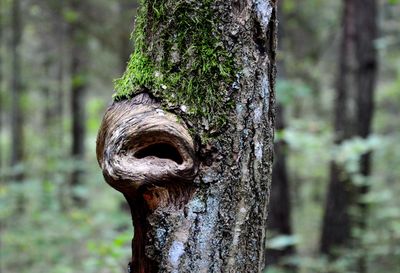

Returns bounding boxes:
[135,143,183,164]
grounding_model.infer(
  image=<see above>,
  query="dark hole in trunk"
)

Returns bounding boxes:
[135,143,183,164]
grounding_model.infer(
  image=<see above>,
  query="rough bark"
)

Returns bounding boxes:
[97,0,277,272]
[68,0,88,205]
[320,0,378,266]
[10,0,24,181]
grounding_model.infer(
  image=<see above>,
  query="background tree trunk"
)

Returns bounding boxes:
[10,0,24,181]
[56,0,68,210]
[355,0,378,272]
[97,0,277,272]
[265,1,296,270]
[0,0,3,171]
[56,0,66,148]
[40,53,53,208]
[266,104,296,271]
[118,0,136,74]
[68,0,88,205]
[321,0,357,257]
[320,1,378,269]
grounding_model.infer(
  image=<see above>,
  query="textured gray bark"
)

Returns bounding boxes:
[97,1,277,272]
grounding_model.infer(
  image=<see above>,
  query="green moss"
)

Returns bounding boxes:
[114,0,235,131]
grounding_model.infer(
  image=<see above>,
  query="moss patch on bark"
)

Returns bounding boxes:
[114,0,236,131]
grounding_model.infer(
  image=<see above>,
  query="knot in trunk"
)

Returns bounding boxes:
[96,93,198,203]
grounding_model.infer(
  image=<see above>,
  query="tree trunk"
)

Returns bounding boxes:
[355,1,378,272]
[320,0,378,268]
[0,0,3,171]
[55,0,67,210]
[56,0,66,148]
[118,0,137,73]
[68,0,88,205]
[40,54,53,208]
[96,0,277,272]
[266,104,296,271]
[10,0,24,181]
[265,1,296,270]
[321,0,357,257]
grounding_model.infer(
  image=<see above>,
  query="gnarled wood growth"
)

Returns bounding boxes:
[97,0,277,272]
[97,93,198,272]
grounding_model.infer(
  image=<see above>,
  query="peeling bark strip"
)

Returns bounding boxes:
[97,0,277,272]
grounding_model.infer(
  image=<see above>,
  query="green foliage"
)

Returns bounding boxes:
[63,9,80,23]
[267,235,300,250]
[264,266,293,273]
[0,164,131,273]
[276,79,313,107]
[114,0,236,130]
[333,135,382,179]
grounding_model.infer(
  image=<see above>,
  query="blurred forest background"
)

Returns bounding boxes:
[0,0,399,273]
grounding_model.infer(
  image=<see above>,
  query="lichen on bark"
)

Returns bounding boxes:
[114,0,236,134]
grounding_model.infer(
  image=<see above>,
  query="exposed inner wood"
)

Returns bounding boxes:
[96,93,198,272]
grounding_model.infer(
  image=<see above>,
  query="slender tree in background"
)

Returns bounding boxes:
[39,42,55,206]
[40,1,67,150]
[56,0,66,147]
[42,53,52,150]
[118,0,136,73]
[0,0,3,171]
[10,0,24,181]
[68,0,88,205]
[266,105,296,270]
[355,0,378,272]
[96,0,277,272]
[266,1,296,270]
[320,0,378,270]
[30,0,68,208]
[55,0,67,209]
[320,0,356,256]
